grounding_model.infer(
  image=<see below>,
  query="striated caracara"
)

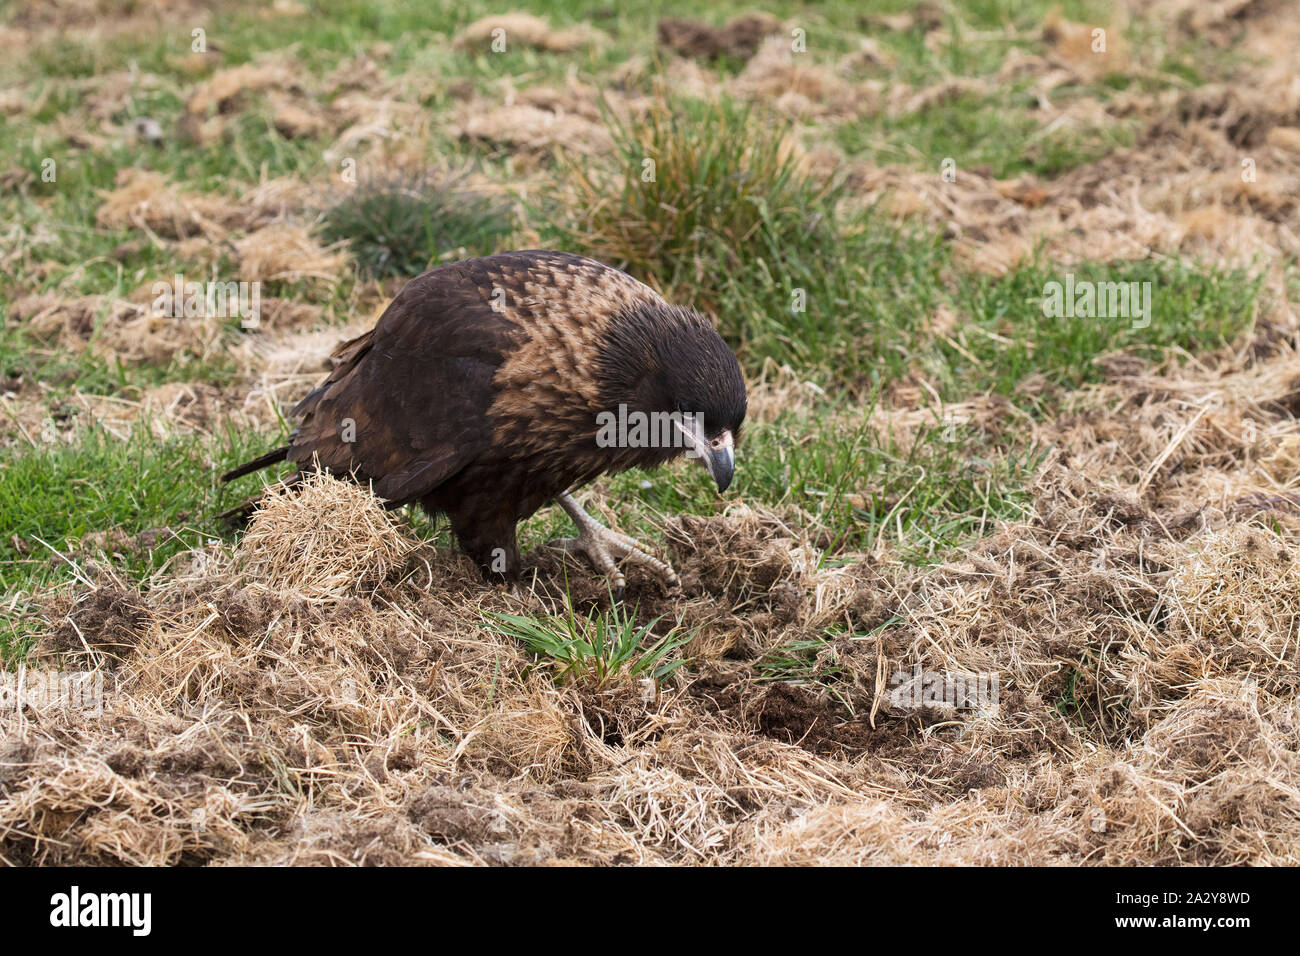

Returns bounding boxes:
[222,250,748,595]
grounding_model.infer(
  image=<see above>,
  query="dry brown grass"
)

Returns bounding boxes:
[12,321,1300,865]
[778,0,1300,278]
[452,102,614,160]
[186,59,301,116]
[232,223,349,286]
[7,290,228,366]
[454,13,606,53]
[233,470,415,601]
[95,169,319,243]
[96,170,240,241]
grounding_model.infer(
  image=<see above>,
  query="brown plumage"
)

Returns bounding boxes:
[223,250,747,590]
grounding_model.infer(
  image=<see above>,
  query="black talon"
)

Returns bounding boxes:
[612,584,625,604]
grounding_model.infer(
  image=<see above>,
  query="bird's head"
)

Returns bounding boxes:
[596,302,747,492]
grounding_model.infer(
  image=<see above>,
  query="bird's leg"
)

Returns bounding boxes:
[549,491,679,600]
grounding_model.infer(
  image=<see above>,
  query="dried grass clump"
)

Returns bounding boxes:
[186,60,299,116]
[8,291,225,364]
[270,93,326,139]
[1041,9,1130,81]
[95,169,239,240]
[1170,522,1300,650]
[38,583,153,666]
[1068,682,1300,864]
[10,292,106,342]
[798,466,1179,745]
[666,504,817,602]
[233,222,350,286]
[742,792,1078,866]
[0,716,290,865]
[742,799,916,865]
[255,297,324,331]
[729,36,861,119]
[1168,523,1300,651]
[453,13,604,53]
[453,102,613,158]
[234,471,412,599]
[1116,523,1300,719]
[95,169,311,245]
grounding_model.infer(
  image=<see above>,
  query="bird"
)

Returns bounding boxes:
[221,250,747,596]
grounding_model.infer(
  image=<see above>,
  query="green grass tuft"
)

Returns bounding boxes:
[483,602,693,689]
[321,171,515,279]
[546,96,838,314]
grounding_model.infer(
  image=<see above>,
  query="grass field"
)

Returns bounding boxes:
[3,0,1300,866]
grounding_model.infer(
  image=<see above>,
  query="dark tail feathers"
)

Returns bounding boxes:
[221,446,290,483]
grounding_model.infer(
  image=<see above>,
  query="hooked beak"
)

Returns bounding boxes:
[676,418,735,492]
[708,432,735,492]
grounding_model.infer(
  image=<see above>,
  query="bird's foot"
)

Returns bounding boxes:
[550,492,679,601]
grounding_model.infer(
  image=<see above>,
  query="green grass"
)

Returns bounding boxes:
[321,170,515,279]
[742,396,1045,559]
[0,420,274,599]
[512,385,1042,567]
[0,419,285,660]
[483,602,693,689]
[546,96,840,315]
[0,329,243,399]
[0,0,1254,401]
[836,91,1136,179]
[936,259,1265,398]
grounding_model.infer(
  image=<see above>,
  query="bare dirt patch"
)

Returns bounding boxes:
[656,14,783,63]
